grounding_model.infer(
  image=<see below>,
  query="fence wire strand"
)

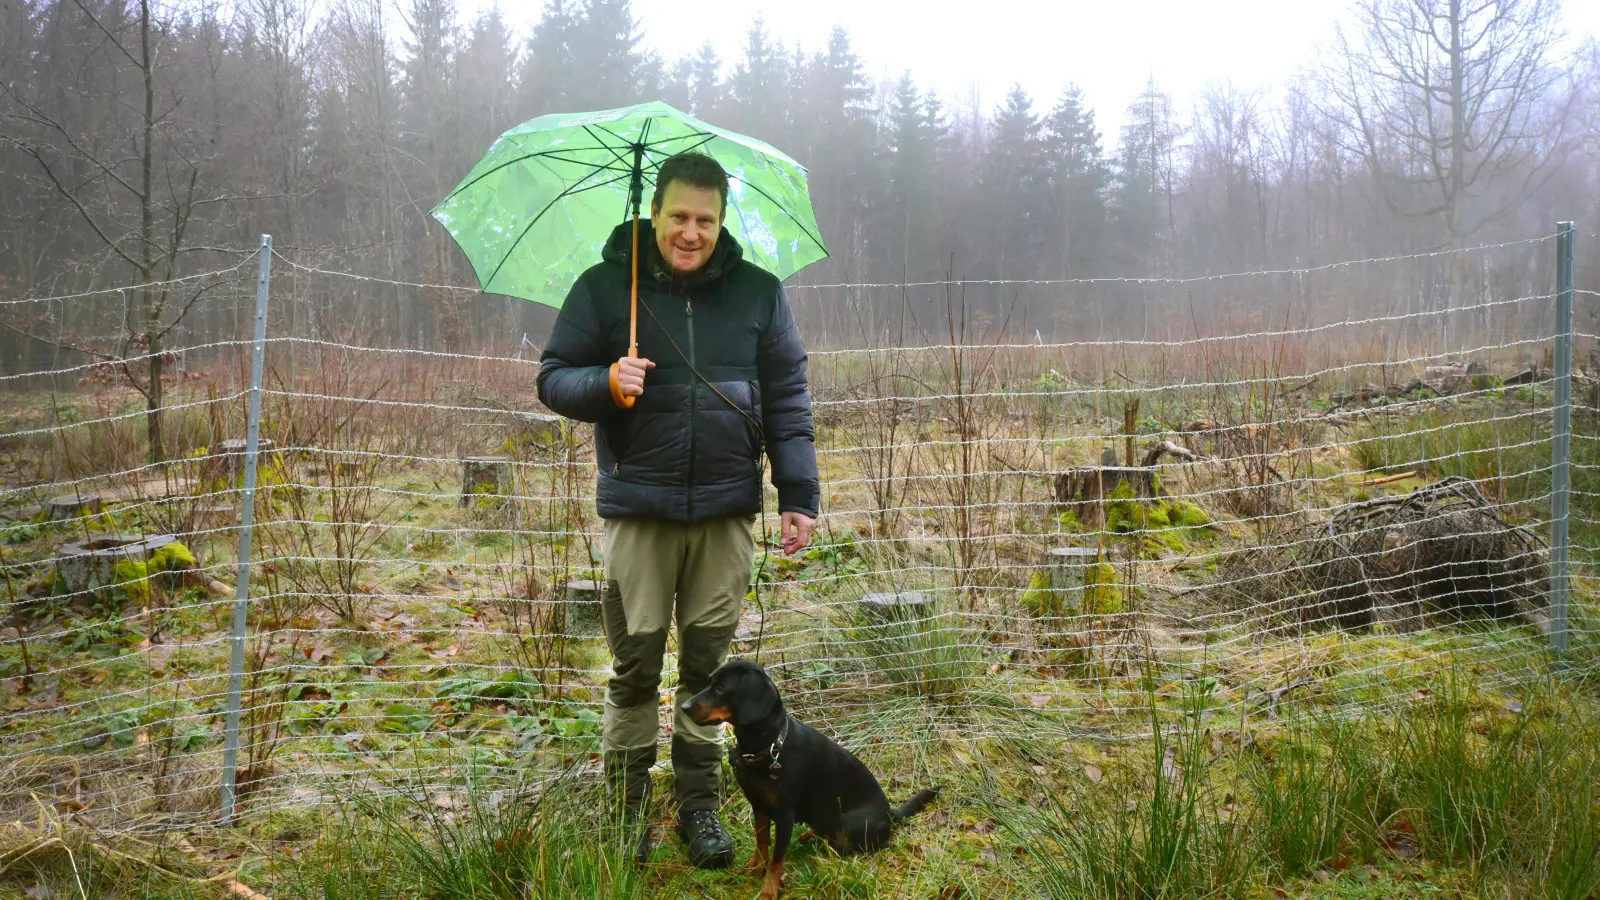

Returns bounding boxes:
[0,231,1592,832]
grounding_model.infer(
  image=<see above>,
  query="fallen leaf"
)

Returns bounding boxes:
[1084,764,1104,784]
[1160,747,1181,785]
[1028,694,1049,709]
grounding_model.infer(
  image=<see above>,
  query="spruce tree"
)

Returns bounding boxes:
[1040,84,1109,278]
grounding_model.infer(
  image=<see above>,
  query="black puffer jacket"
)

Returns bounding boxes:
[536,220,820,523]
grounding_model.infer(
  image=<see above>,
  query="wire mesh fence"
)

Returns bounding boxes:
[0,226,1592,833]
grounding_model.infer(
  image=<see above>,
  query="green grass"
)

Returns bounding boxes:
[976,671,1600,900]
[271,776,645,900]
[978,682,1261,899]
[840,601,986,701]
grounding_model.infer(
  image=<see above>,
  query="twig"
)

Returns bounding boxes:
[1355,471,1416,486]
[0,543,32,690]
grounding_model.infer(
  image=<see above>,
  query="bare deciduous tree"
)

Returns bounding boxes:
[1323,0,1574,265]
[2,0,241,462]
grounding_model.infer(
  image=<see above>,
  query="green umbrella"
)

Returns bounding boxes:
[431,101,828,407]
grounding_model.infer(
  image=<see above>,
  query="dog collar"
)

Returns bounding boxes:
[737,715,790,780]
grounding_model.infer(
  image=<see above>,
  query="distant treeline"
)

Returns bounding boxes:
[2,0,1597,365]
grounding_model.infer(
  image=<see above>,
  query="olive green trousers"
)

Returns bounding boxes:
[600,515,753,813]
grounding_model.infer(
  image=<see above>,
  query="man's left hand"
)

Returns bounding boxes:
[780,511,814,556]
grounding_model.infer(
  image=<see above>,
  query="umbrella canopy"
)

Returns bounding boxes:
[431,101,829,308]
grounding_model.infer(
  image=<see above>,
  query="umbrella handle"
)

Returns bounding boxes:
[608,347,637,409]
[609,213,642,409]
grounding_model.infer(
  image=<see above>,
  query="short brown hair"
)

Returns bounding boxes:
[651,152,729,218]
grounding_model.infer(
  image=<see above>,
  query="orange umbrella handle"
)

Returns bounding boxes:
[608,213,642,409]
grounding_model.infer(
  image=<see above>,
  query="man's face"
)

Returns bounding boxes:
[653,180,723,275]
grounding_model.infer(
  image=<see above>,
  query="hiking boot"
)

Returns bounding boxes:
[676,808,733,869]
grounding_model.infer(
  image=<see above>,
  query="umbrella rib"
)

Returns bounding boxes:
[641,133,717,171]
[479,167,631,293]
[638,129,711,150]
[729,177,830,261]
[583,122,647,225]
[583,124,636,172]
[440,143,629,202]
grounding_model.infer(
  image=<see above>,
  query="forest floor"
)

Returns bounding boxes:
[0,366,1597,899]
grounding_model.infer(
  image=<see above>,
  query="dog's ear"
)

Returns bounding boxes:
[733,669,781,725]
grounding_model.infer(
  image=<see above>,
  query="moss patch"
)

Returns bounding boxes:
[1104,482,1216,556]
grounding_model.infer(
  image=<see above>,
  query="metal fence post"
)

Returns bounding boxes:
[220,235,271,823]
[1551,222,1574,655]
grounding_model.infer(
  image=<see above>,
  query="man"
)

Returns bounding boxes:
[536,152,819,867]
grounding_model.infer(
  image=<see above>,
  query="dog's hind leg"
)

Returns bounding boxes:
[745,813,771,875]
[755,813,794,900]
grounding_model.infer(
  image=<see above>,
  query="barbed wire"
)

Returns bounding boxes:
[787,235,1557,290]
[0,255,258,306]
[0,232,1588,835]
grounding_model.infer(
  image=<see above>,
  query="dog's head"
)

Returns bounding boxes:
[682,658,782,727]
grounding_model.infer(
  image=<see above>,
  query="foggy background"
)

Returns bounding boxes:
[1,0,1597,369]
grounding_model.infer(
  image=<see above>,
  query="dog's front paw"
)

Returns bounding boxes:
[743,856,768,875]
[753,888,780,900]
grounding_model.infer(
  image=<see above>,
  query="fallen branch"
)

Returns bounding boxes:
[1355,471,1416,487]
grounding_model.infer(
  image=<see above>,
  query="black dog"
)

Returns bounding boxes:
[682,658,938,899]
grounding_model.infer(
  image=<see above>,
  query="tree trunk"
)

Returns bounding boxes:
[1446,0,1466,350]
[140,0,163,464]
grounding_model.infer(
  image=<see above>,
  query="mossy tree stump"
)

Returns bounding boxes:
[460,456,513,508]
[55,534,183,605]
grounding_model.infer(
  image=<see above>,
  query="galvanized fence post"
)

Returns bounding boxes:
[1551,222,1574,655]
[220,235,271,823]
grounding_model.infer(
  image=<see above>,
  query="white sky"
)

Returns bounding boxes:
[486,0,1600,137]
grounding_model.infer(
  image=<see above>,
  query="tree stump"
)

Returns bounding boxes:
[1048,546,1102,609]
[858,591,931,626]
[207,438,277,482]
[54,534,179,602]
[557,579,605,636]
[46,493,103,521]
[1053,442,1205,528]
[460,456,513,507]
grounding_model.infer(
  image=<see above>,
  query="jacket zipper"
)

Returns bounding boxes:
[685,293,697,521]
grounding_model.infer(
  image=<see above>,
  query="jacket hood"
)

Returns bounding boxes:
[601,218,743,289]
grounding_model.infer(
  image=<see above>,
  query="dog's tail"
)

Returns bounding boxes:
[889,787,940,824]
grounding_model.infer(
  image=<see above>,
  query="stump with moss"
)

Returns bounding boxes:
[460,456,513,508]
